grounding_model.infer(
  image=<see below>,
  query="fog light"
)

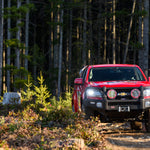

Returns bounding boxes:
[96,102,102,108]
[145,101,150,107]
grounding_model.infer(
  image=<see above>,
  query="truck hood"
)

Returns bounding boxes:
[88,81,150,88]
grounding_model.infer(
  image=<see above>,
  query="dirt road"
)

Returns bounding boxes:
[99,122,150,150]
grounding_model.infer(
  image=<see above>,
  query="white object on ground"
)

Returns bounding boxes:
[3,92,21,104]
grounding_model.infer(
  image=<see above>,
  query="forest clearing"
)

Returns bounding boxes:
[1,102,150,150]
[0,73,150,149]
[1,67,150,149]
[0,0,150,149]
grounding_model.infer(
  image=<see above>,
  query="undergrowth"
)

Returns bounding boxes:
[0,74,105,149]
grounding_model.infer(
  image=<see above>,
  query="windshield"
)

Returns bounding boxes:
[88,67,145,82]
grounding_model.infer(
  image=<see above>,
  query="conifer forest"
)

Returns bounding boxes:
[0,0,149,98]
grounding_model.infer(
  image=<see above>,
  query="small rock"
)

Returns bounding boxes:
[3,92,21,105]
[66,138,85,149]
[51,138,85,149]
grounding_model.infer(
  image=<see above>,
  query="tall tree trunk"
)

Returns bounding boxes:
[53,5,59,96]
[143,0,149,76]
[16,0,21,69]
[104,0,107,63]
[7,0,11,92]
[68,9,72,91]
[49,3,52,80]
[33,17,37,80]
[82,0,87,66]
[0,0,4,95]
[89,2,93,64]
[138,0,144,70]
[78,17,82,66]
[25,0,29,74]
[112,0,116,64]
[57,4,64,100]
[117,35,121,63]
[123,0,136,64]
[97,2,101,64]
[54,12,58,68]
[108,0,112,64]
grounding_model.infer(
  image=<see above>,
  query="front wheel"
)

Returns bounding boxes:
[130,121,142,130]
[82,104,94,120]
[144,109,150,132]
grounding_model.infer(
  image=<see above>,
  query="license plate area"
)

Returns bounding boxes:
[118,106,130,112]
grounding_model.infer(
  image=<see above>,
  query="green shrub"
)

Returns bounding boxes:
[21,72,51,113]
[41,95,76,127]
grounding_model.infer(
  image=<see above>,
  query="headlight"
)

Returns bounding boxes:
[86,88,102,100]
[143,89,150,99]
[145,101,150,107]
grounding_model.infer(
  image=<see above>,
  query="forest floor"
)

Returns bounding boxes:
[2,119,150,150]
[1,103,150,149]
[101,122,150,150]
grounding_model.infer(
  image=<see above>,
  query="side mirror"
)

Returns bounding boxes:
[74,78,83,85]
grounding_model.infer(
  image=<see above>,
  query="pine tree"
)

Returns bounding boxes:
[0,0,4,94]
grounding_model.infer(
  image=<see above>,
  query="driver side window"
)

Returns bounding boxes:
[81,68,87,81]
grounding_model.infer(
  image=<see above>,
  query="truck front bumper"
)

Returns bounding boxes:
[83,98,150,121]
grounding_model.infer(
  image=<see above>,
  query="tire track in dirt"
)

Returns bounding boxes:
[99,122,150,150]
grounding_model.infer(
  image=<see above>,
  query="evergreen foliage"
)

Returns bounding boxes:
[0,0,149,96]
[34,72,51,107]
[21,74,34,101]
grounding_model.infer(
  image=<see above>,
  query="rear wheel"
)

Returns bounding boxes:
[72,104,75,112]
[130,121,142,130]
[144,109,150,132]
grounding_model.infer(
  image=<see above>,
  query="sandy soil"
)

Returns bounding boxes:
[99,122,150,150]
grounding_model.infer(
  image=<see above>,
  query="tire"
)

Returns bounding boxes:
[130,121,142,130]
[82,104,94,120]
[144,109,150,132]
[99,114,107,123]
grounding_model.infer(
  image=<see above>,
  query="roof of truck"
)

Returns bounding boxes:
[90,64,137,68]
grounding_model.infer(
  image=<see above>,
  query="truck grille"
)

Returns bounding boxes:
[106,87,141,100]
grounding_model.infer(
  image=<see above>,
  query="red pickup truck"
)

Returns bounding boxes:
[72,64,150,132]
